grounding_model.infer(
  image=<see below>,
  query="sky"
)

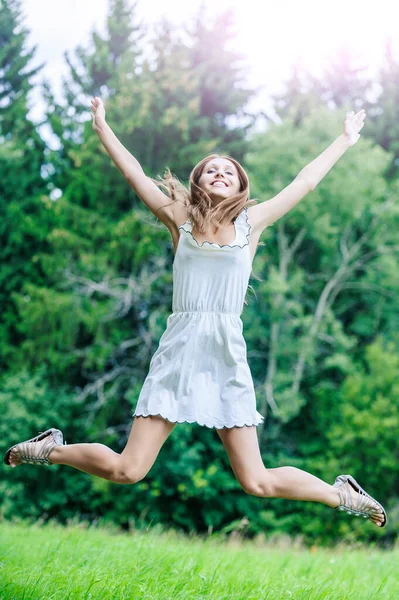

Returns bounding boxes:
[23,0,399,124]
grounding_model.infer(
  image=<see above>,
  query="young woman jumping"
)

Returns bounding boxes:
[4,98,387,528]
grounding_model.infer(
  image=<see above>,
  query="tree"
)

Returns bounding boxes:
[365,38,399,179]
[316,47,371,110]
[273,61,323,126]
[186,5,255,161]
[0,0,52,370]
[244,109,398,437]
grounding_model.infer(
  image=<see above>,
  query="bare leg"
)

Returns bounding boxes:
[9,416,175,484]
[217,426,385,527]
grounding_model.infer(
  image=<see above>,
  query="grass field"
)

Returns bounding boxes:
[0,520,397,600]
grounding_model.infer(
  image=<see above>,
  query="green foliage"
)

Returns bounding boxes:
[305,339,399,542]
[245,109,397,430]
[0,368,94,522]
[1,0,399,546]
[327,339,399,498]
[0,0,53,370]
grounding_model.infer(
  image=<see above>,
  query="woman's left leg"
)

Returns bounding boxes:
[217,425,384,526]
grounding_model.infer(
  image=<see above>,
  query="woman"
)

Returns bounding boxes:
[4,98,386,528]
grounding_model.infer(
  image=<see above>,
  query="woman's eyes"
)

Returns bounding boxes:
[207,169,234,175]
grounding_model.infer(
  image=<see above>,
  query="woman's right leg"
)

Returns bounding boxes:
[10,416,175,484]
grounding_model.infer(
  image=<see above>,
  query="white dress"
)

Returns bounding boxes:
[133,206,264,429]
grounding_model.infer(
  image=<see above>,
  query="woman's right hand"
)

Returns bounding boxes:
[91,96,106,131]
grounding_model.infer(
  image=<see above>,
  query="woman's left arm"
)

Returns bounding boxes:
[250,110,366,233]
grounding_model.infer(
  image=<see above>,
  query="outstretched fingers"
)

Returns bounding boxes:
[355,109,366,129]
[344,109,366,145]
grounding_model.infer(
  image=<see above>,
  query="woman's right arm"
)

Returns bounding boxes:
[91,97,176,229]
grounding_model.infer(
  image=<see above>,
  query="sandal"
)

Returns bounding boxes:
[4,428,65,466]
[333,474,387,527]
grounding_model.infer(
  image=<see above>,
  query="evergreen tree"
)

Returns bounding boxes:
[365,38,399,178]
[316,47,371,109]
[10,4,147,386]
[273,48,373,129]
[187,5,255,161]
[273,62,323,125]
[0,0,52,369]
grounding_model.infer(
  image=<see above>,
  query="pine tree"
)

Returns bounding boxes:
[365,38,399,178]
[187,5,254,161]
[274,49,372,126]
[0,0,52,369]
[317,46,371,109]
[273,62,323,125]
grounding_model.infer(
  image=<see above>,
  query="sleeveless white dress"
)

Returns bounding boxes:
[133,207,264,429]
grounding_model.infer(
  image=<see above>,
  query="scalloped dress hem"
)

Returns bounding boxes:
[133,411,264,430]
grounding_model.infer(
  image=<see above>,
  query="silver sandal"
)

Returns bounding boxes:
[333,474,387,527]
[4,428,65,466]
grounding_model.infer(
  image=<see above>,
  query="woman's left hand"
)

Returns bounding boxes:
[344,109,366,146]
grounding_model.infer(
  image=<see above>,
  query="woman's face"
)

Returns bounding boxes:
[197,157,241,202]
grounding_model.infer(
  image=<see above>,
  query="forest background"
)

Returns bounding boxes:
[1,0,398,546]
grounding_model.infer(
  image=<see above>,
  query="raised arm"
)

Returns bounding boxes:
[91,97,176,229]
[249,110,366,234]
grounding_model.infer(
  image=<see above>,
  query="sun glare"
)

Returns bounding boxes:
[136,0,399,103]
[24,0,399,126]
[226,0,399,89]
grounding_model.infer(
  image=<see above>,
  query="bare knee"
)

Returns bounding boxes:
[239,471,276,498]
[114,462,148,485]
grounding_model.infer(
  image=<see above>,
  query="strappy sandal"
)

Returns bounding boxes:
[333,474,387,527]
[3,428,65,466]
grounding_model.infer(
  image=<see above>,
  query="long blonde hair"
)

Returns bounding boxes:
[154,154,258,233]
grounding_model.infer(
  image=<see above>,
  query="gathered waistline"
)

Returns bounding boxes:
[171,309,241,316]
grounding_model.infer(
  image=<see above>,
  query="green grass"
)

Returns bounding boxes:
[0,520,398,600]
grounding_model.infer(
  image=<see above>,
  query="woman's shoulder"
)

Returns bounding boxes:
[172,202,191,228]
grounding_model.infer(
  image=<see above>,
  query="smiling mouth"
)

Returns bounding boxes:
[211,181,228,187]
